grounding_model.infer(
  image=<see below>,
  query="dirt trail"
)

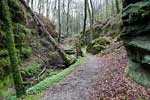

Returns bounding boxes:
[41,46,150,100]
[41,54,102,100]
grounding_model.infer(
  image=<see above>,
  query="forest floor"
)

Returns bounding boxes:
[41,46,150,100]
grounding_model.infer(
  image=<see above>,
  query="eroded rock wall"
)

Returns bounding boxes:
[122,0,150,86]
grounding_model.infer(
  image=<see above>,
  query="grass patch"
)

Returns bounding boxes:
[26,57,84,94]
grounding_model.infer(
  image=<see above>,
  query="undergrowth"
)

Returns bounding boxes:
[14,57,84,100]
[27,57,83,94]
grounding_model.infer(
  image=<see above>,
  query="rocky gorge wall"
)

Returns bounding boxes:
[121,0,150,86]
[0,0,58,99]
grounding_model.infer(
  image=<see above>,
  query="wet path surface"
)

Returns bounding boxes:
[41,55,101,100]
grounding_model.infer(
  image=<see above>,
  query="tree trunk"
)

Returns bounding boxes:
[111,0,115,16]
[19,0,72,66]
[89,0,94,24]
[105,0,109,18]
[66,0,71,37]
[26,0,30,5]
[87,0,93,40]
[82,0,87,44]
[31,0,33,9]
[115,0,120,14]
[0,0,25,97]
[58,0,61,42]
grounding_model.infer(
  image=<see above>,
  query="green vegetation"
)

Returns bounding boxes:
[136,98,145,100]
[0,76,14,99]
[27,57,83,94]
[0,0,25,97]
[0,49,8,57]
[87,37,110,54]
[20,63,40,77]
[21,47,32,59]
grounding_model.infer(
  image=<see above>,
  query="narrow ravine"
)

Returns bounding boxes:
[41,54,102,100]
[41,46,150,100]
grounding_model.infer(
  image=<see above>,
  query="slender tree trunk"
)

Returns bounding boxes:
[66,0,71,37]
[89,0,94,24]
[111,0,115,16]
[26,0,30,5]
[82,0,87,44]
[58,0,61,42]
[46,0,50,18]
[52,0,57,22]
[38,0,42,14]
[87,0,93,40]
[0,0,25,97]
[105,0,109,18]
[31,0,33,9]
[19,0,72,66]
[115,0,120,14]
[87,1,92,27]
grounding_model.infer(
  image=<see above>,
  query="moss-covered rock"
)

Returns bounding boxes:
[81,15,122,45]
[87,37,110,54]
[122,0,150,86]
[8,0,26,24]
[48,51,65,67]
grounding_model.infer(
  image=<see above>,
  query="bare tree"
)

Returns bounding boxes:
[82,0,88,44]
[66,0,72,37]
[58,0,61,42]
[115,0,120,14]
[89,0,94,24]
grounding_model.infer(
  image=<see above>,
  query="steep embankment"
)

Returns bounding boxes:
[0,1,59,99]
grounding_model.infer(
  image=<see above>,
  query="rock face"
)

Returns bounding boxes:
[122,0,150,86]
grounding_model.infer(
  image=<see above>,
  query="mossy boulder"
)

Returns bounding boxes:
[87,37,110,54]
[122,0,150,86]
[48,52,64,66]
[81,15,122,45]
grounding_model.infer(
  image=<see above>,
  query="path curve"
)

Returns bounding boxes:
[41,55,101,100]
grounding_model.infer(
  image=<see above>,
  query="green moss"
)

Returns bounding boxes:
[21,47,32,59]
[0,57,10,67]
[27,57,84,94]
[87,37,110,54]
[0,75,14,100]
[14,23,31,36]
[17,93,44,100]
[0,49,8,57]
[0,0,25,97]
[136,98,145,100]
[20,63,40,77]
[8,0,26,24]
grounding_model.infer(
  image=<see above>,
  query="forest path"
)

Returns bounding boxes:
[41,46,150,100]
[41,54,102,100]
